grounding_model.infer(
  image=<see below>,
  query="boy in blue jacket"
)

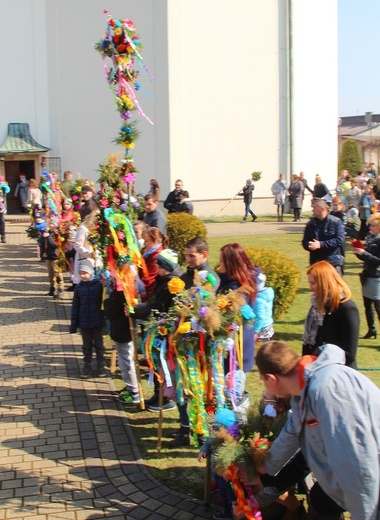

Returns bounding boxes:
[70,260,107,379]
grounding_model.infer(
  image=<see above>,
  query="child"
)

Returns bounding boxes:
[197,371,250,520]
[70,260,107,379]
[176,190,193,214]
[345,206,361,239]
[41,224,64,298]
[34,212,47,260]
[104,282,139,403]
[252,273,275,342]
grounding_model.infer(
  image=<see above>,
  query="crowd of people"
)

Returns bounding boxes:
[2,166,380,519]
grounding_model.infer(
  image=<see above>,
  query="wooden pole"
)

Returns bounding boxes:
[157,382,164,452]
[203,454,212,508]
[128,316,145,410]
[220,186,244,212]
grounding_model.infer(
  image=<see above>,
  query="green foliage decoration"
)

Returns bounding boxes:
[338,138,363,176]
[251,171,262,182]
[167,213,208,265]
[246,247,301,318]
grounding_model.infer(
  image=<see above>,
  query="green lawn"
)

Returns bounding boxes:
[108,230,380,502]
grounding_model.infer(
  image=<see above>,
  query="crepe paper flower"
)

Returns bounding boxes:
[117,231,125,240]
[99,199,109,208]
[222,338,234,353]
[217,297,229,309]
[168,277,185,294]
[120,203,127,211]
[158,326,168,336]
[122,173,136,184]
[177,321,191,334]
[71,195,78,201]
[199,306,208,318]
[241,304,255,320]
[263,404,277,418]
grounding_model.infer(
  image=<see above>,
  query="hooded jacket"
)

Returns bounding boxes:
[70,278,104,331]
[264,344,380,520]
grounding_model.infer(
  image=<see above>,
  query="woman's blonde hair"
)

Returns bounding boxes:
[307,261,351,314]
[368,212,380,227]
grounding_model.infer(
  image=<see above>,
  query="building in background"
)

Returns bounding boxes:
[0,0,338,216]
[339,113,380,170]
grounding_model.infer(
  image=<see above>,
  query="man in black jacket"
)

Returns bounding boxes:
[302,199,345,275]
[163,179,184,213]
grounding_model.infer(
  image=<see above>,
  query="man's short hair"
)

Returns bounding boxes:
[256,341,300,376]
[312,198,329,210]
[144,193,158,202]
[185,236,208,253]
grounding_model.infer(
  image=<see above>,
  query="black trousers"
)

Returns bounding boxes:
[363,296,380,331]
[0,212,5,238]
[80,327,105,366]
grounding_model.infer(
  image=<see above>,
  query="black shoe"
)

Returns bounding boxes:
[47,287,55,296]
[80,365,92,379]
[144,394,159,407]
[251,215,257,222]
[1,236,6,243]
[362,330,377,339]
[169,428,182,439]
[168,433,190,447]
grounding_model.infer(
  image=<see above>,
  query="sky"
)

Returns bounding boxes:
[339,0,380,116]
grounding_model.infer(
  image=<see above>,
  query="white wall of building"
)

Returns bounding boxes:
[291,0,338,191]
[0,0,338,217]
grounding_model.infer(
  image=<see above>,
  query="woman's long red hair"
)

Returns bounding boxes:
[220,243,257,302]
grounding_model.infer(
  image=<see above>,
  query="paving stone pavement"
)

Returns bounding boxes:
[0,218,302,520]
[0,221,226,520]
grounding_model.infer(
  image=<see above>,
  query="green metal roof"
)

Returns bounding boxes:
[0,123,51,154]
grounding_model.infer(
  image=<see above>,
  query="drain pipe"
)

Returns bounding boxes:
[288,0,294,176]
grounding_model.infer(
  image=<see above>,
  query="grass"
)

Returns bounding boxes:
[106,228,380,504]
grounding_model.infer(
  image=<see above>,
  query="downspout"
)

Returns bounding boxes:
[288,0,294,176]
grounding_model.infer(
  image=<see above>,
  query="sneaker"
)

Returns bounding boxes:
[168,433,190,447]
[147,400,176,412]
[54,289,64,300]
[144,394,159,407]
[80,365,92,379]
[97,366,108,378]
[117,390,140,404]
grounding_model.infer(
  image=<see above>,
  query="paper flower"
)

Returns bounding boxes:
[217,297,229,309]
[177,321,191,334]
[168,278,185,294]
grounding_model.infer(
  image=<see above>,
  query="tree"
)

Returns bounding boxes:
[338,139,363,176]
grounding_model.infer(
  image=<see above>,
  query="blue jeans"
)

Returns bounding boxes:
[244,203,255,219]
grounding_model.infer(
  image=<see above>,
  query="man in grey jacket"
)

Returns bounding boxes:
[256,341,380,520]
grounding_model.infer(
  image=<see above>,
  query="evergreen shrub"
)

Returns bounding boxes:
[167,213,208,265]
[338,138,363,176]
[246,247,301,318]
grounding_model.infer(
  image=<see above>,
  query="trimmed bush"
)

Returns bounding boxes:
[246,247,301,319]
[167,213,208,265]
[338,138,363,176]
